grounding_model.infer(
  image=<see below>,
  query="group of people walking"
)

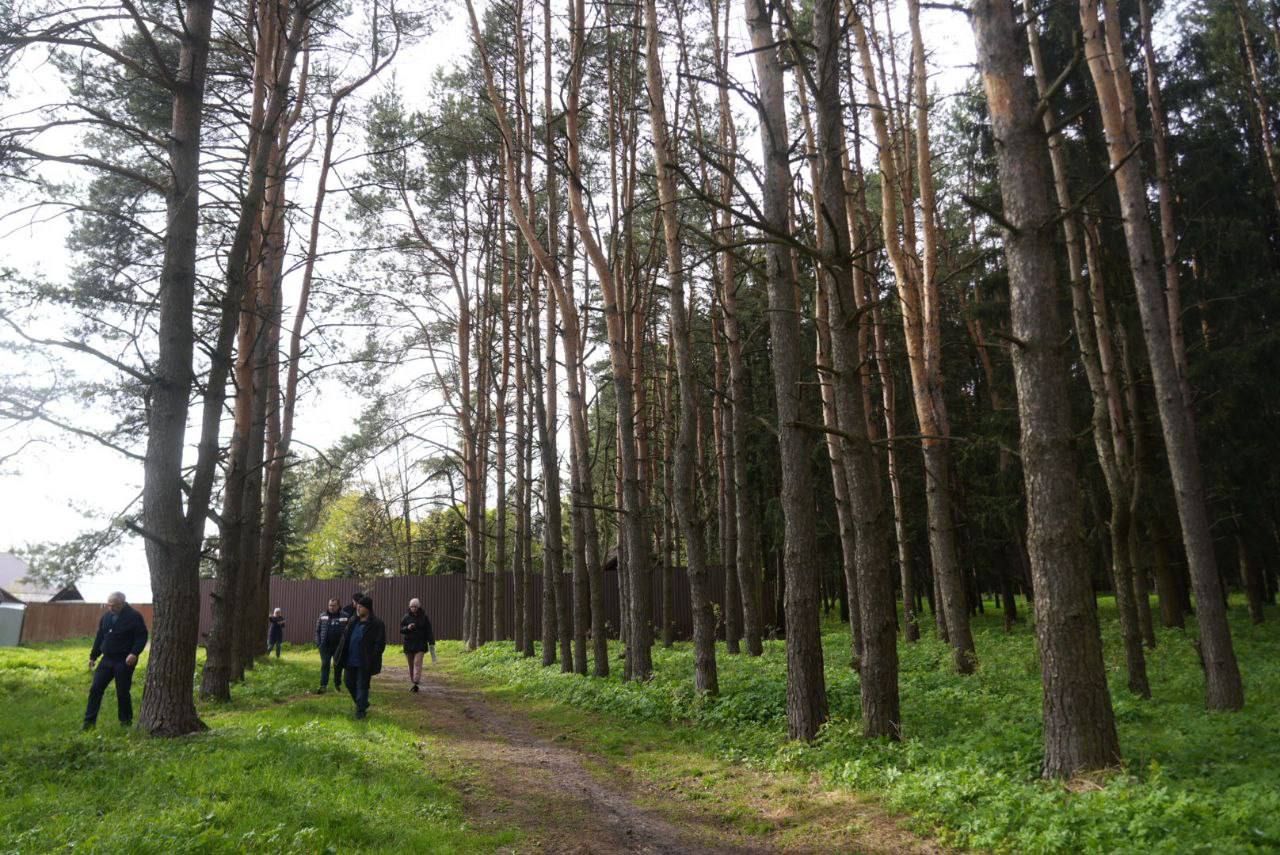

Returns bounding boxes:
[308,591,437,718]
[81,589,437,728]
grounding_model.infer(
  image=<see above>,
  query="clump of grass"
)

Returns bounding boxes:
[452,600,1280,853]
[0,641,516,854]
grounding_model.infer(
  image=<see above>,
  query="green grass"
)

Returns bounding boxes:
[451,599,1280,853]
[0,641,517,854]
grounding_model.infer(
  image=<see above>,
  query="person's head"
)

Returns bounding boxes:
[408,598,421,613]
[351,591,364,607]
[357,595,373,619]
[327,597,340,613]
[106,592,126,614]
[272,607,282,617]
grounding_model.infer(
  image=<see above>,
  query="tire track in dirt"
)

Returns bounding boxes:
[380,664,763,854]
[376,664,944,854]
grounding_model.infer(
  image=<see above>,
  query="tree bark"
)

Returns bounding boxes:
[971,0,1122,777]
[707,0,764,657]
[814,0,899,737]
[138,0,216,737]
[563,0,651,680]
[644,0,718,694]
[853,3,975,672]
[745,0,827,740]
[1080,0,1244,710]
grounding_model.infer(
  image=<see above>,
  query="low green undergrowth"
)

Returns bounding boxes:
[453,599,1280,853]
[0,640,515,854]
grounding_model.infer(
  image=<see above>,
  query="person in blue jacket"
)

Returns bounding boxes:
[83,592,148,730]
[333,595,386,719]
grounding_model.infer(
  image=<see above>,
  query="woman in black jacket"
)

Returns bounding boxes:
[399,598,435,693]
[333,595,386,719]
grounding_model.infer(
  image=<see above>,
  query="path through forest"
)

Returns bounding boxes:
[376,664,943,854]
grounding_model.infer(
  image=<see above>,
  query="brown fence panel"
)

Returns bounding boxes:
[20,602,155,644]
[267,579,361,646]
[190,564,756,646]
[373,574,464,641]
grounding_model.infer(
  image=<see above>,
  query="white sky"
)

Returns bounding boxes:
[0,1,985,602]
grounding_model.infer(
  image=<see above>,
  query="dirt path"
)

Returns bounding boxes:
[375,664,944,855]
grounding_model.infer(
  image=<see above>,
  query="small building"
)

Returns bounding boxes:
[0,552,83,605]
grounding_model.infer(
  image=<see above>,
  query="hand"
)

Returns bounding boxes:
[89,658,96,671]
[408,624,415,631]
[125,654,138,667]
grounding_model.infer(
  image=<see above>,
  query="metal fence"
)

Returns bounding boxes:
[196,565,774,646]
[19,602,156,644]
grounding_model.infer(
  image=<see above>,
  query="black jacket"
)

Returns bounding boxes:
[90,605,148,661]
[334,614,386,675]
[315,609,349,649]
[399,610,434,652]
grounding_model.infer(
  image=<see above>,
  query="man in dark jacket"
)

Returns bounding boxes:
[333,595,386,719]
[83,592,148,729]
[314,597,349,693]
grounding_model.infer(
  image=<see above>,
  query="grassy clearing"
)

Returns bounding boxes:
[450,599,1280,854]
[0,641,517,854]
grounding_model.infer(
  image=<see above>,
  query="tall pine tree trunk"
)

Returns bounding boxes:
[1081,0,1243,710]
[644,0,717,694]
[971,0,1122,777]
[745,0,827,740]
[854,5,975,672]
[814,0,899,737]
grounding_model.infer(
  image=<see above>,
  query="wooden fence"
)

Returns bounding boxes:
[17,567,779,646]
[197,566,776,646]
[19,602,156,644]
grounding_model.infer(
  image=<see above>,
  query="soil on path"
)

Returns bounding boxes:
[375,664,943,855]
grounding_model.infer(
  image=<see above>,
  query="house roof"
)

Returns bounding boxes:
[0,553,83,604]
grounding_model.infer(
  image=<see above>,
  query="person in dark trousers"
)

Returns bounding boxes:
[267,608,286,657]
[333,595,385,719]
[399,598,435,693]
[314,597,348,693]
[83,592,148,730]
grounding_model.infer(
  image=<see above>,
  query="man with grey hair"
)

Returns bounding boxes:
[399,597,435,693]
[83,592,148,729]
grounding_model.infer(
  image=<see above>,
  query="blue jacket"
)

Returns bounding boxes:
[334,615,386,675]
[90,605,148,661]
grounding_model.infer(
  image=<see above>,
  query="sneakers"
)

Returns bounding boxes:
[411,683,419,693]
[354,710,367,720]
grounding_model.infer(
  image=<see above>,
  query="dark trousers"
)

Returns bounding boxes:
[268,639,282,657]
[343,665,372,714]
[84,657,134,725]
[318,645,340,688]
